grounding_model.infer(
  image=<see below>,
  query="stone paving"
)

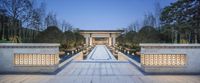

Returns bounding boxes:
[0,45,200,83]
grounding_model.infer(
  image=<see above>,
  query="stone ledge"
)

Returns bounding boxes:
[140,43,200,47]
[0,43,60,47]
[59,52,82,68]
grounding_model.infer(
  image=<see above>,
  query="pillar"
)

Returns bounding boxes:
[109,37,112,46]
[109,33,112,46]
[113,37,116,46]
[90,37,93,46]
[85,37,89,45]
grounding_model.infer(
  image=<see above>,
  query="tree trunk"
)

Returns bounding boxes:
[174,30,178,43]
[189,32,192,43]
[2,27,5,40]
[194,29,198,43]
[171,28,174,43]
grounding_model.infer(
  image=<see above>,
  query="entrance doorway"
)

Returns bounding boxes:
[93,37,108,45]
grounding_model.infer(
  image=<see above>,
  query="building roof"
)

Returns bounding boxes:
[79,30,124,33]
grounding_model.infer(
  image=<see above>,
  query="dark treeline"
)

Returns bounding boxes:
[116,0,200,49]
[1,0,200,50]
[34,26,84,50]
[0,0,40,43]
[0,0,84,50]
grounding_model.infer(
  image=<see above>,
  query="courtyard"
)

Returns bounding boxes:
[1,0,200,83]
[1,45,200,83]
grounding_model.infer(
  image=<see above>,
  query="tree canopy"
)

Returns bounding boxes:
[138,26,161,43]
[116,0,200,49]
[62,30,75,49]
[160,0,200,43]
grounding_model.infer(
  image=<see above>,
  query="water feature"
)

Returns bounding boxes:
[86,45,116,60]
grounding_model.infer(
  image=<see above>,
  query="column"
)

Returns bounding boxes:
[90,37,93,46]
[85,37,88,45]
[109,37,112,46]
[113,37,116,46]
[109,33,112,46]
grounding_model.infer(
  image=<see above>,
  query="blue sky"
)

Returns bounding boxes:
[44,0,175,30]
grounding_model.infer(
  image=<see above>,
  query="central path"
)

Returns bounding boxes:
[54,45,143,82]
[86,45,116,60]
[55,61,143,83]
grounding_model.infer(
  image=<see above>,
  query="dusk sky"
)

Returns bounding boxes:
[44,0,176,30]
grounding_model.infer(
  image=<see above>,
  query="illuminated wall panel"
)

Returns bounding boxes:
[19,54,23,65]
[55,55,59,64]
[158,55,162,65]
[41,54,45,65]
[24,54,28,65]
[14,54,59,66]
[37,54,41,65]
[28,54,32,65]
[50,54,55,65]
[141,54,186,67]
[33,54,37,65]
[46,55,50,65]
[141,55,145,65]
[154,54,158,65]
[14,54,20,65]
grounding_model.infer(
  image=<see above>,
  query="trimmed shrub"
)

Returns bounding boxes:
[34,26,63,43]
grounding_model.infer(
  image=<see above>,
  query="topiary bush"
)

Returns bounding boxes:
[62,30,76,49]
[34,26,63,43]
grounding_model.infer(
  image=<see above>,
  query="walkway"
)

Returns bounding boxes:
[0,45,200,83]
[86,45,116,60]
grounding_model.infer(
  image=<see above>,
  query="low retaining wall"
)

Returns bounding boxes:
[0,43,60,73]
[118,52,141,68]
[74,52,84,61]
[59,51,83,68]
[140,43,200,74]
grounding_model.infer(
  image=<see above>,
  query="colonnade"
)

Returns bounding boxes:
[85,33,116,46]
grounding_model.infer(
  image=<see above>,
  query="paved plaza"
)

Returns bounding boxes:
[0,45,200,83]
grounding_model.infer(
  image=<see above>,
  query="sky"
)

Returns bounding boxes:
[44,0,176,30]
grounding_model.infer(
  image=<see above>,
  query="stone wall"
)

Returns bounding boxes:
[74,52,84,61]
[117,52,128,61]
[0,43,60,73]
[140,44,200,74]
[118,52,141,67]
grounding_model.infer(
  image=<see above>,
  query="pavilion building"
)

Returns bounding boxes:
[79,30,123,46]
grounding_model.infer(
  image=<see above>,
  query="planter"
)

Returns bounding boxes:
[59,51,65,55]
[135,51,141,56]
